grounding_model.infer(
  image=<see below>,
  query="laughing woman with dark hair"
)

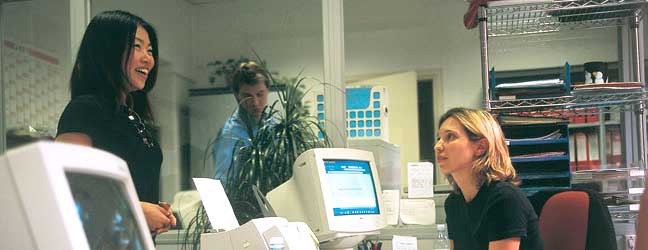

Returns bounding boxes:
[56,10,175,235]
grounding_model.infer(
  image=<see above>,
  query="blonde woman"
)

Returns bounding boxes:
[435,108,543,250]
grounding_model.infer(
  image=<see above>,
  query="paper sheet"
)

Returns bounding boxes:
[407,162,434,198]
[382,190,400,225]
[399,199,435,225]
[192,178,239,231]
[392,235,418,250]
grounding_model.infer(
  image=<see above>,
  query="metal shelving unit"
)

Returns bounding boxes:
[487,0,648,37]
[573,167,645,222]
[479,0,648,169]
[478,1,648,238]
[489,91,647,112]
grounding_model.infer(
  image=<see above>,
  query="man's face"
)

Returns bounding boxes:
[236,81,269,120]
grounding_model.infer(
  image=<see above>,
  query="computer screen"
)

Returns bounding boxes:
[0,142,154,250]
[267,148,385,249]
[67,172,146,250]
[323,159,380,216]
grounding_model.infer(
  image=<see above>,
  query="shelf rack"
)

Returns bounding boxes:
[479,0,648,170]
[487,0,648,37]
[479,1,648,231]
[572,168,645,221]
[489,91,648,113]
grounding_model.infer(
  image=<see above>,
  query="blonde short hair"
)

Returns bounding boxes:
[438,107,519,190]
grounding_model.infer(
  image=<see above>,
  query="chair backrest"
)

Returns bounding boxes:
[539,191,590,250]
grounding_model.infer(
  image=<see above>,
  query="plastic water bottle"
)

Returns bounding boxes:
[434,224,450,250]
[268,236,285,250]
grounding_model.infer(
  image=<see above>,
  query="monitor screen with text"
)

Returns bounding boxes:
[324,159,380,216]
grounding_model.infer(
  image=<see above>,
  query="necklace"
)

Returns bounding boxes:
[126,107,155,148]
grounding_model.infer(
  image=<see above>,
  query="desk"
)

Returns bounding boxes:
[155,193,449,249]
[155,225,441,250]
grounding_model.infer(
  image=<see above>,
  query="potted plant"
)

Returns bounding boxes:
[225,72,331,223]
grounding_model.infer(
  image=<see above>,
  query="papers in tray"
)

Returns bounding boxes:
[487,0,552,7]
[571,82,644,95]
[507,129,562,142]
[495,78,564,89]
[510,151,566,159]
[498,115,566,125]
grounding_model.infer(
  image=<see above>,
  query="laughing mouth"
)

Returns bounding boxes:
[135,67,149,77]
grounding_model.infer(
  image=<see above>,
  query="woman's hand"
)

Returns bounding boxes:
[140,202,173,235]
[158,201,177,230]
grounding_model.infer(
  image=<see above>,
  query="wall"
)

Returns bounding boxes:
[2,0,71,137]
[190,0,324,88]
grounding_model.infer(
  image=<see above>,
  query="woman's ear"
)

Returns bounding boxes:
[474,138,488,157]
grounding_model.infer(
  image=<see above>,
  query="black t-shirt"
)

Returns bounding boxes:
[445,181,544,250]
[57,95,163,203]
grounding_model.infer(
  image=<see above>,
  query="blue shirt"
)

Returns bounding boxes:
[212,108,271,187]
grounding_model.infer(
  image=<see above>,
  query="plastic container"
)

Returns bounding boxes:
[434,224,450,250]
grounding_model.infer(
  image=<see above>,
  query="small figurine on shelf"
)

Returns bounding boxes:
[584,61,608,84]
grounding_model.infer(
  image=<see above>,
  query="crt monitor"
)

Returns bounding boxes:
[266,148,385,249]
[0,142,155,250]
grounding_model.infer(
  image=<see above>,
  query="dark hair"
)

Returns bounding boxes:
[69,10,159,121]
[230,61,271,94]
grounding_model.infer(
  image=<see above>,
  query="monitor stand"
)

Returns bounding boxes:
[320,234,366,250]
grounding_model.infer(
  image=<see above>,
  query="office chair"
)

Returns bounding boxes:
[531,189,617,250]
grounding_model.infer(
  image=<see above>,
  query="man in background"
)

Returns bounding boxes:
[212,61,272,188]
